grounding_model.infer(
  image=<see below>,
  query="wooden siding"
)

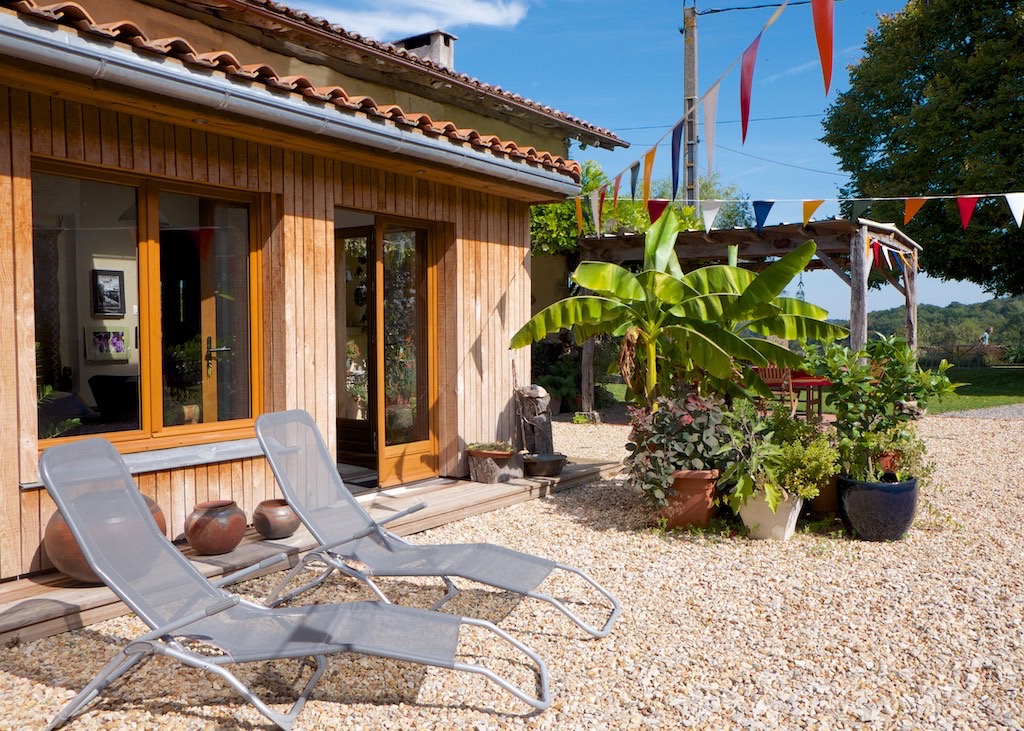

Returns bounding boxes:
[0,86,534,580]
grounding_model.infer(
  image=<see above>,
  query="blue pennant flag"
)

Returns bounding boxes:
[753,200,774,233]
[670,122,684,200]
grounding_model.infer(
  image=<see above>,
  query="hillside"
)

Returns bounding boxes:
[863,297,1023,347]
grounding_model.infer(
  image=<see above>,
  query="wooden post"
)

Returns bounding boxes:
[849,225,870,352]
[904,251,918,352]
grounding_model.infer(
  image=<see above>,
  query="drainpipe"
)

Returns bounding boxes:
[0,13,581,198]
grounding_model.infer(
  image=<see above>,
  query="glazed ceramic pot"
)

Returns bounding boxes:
[185,500,246,555]
[253,498,300,540]
[838,475,919,541]
[660,469,719,530]
[44,493,166,585]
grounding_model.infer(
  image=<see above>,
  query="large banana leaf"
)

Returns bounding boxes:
[572,262,646,302]
[510,296,627,348]
[634,271,698,307]
[744,337,805,369]
[745,314,849,342]
[660,323,737,379]
[683,265,757,296]
[669,292,743,321]
[725,241,816,319]
[772,296,832,320]
[642,212,684,277]
[678,319,772,366]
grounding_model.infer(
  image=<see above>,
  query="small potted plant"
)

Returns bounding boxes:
[810,335,958,540]
[466,441,520,483]
[624,392,729,530]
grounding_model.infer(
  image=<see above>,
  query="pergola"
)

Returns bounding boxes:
[574,218,922,411]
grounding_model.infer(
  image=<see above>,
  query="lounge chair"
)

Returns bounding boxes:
[254,409,621,638]
[38,438,550,731]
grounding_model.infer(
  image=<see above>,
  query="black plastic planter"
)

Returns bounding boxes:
[838,475,919,541]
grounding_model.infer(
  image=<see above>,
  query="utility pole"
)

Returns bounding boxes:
[682,4,699,207]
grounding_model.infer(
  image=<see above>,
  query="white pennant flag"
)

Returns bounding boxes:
[881,244,894,270]
[702,200,723,233]
[1006,193,1024,227]
[703,83,720,173]
[588,190,602,234]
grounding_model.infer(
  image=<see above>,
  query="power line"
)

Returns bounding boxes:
[614,112,823,132]
[694,0,844,16]
[714,144,847,177]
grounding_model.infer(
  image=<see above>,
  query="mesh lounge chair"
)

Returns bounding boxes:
[38,439,550,731]
[255,409,621,638]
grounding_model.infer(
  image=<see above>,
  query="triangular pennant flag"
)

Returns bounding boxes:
[753,199,774,233]
[612,174,622,210]
[648,199,670,224]
[894,251,907,274]
[881,244,894,270]
[740,33,763,144]
[871,239,881,269]
[957,195,980,231]
[811,0,834,95]
[588,190,602,235]
[802,199,824,226]
[904,197,927,224]
[670,122,684,200]
[703,82,720,173]
[702,200,723,233]
[599,186,607,229]
[629,162,640,200]
[642,148,657,208]
[850,199,872,220]
[574,196,584,237]
[1005,192,1024,227]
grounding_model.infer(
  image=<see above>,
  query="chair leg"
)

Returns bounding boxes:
[429,577,461,610]
[46,649,151,730]
[265,557,336,607]
[526,565,622,638]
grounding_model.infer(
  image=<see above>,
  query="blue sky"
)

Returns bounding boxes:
[303,0,994,320]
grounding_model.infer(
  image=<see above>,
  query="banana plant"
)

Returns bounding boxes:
[510,211,847,405]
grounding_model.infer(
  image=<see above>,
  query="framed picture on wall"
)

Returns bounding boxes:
[85,326,130,362]
[91,269,125,317]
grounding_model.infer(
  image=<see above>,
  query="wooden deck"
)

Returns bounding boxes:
[0,460,621,646]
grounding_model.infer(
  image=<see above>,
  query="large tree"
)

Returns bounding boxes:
[821,0,1024,295]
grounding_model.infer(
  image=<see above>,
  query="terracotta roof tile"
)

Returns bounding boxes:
[2,0,583,181]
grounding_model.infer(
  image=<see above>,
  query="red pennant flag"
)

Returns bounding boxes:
[811,0,834,95]
[957,195,980,230]
[612,174,622,210]
[871,239,881,268]
[904,197,926,224]
[599,186,607,229]
[740,33,763,144]
[648,199,670,224]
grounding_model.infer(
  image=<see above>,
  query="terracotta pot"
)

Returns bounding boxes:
[185,500,246,555]
[660,469,719,530]
[253,498,300,540]
[808,475,839,516]
[44,494,166,585]
[838,475,919,541]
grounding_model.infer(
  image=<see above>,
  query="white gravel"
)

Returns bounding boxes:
[3,411,1023,730]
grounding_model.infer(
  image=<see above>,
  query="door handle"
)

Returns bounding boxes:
[205,336,232,376]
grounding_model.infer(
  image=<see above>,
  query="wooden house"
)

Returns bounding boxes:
[0,0,624,581]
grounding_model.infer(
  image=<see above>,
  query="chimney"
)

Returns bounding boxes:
[392,30,457,69]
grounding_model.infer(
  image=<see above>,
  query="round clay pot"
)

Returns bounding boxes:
[44,493,166,585]
[660,469,719,530]
[185,500,246,555]
[253,498,300,540]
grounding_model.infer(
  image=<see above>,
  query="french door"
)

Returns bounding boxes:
[336,221,436,488]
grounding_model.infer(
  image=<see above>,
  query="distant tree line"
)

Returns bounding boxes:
[866,297,1024,347]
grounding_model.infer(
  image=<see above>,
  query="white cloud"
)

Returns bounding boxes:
[295,1,529,41]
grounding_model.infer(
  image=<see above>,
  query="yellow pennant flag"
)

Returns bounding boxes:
[802,199,824,226]
[642,148,657,209]
[575,197,584,236]
[904,197,927,224]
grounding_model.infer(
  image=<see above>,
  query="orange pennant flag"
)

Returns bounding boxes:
[811,0,834,95]
[642,147,657,208]
[612,174,622,211]
[802,199,824,226]
[575,197,584,236]
[904,197,927,224]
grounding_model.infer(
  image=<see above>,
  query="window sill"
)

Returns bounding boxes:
[21,438,264,491]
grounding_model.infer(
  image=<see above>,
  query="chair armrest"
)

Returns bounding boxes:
[136,596,240,641]
[315,502,427,555]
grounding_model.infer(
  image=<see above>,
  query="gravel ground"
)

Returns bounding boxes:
[3,410,1023,730]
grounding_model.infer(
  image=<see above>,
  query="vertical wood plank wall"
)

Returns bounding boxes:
[0,87,535,580]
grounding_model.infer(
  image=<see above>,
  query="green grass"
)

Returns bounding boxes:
[925,366,1024,414]
[599,367,1024,415]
